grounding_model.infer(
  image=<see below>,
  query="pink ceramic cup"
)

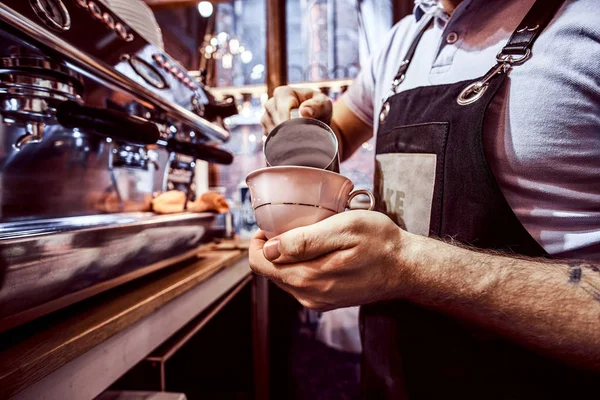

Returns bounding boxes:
[245,166,375,239]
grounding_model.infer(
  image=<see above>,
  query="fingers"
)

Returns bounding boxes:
[260,106,275,135]
[248,242,347,312]
[291,87,323,103]
[264,212,360,264]
[272,86,302,124]
[253,229,268,241]
[249,230,280,281]
[260,86,333,134]
[299,93,333,125]
[249,228,313,284]
[261,93,295,134]
[263,87,300,132]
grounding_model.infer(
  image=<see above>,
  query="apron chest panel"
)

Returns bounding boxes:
[375,122,449,236]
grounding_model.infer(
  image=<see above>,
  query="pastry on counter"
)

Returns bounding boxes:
[151,190,187,214]
[152,190,230,214]
[188,191,230,214]
[91,190,153,213]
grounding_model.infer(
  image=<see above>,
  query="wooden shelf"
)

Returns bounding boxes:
[0,247,248,399]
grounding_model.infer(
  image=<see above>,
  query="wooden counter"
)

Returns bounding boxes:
[0,245,251,400]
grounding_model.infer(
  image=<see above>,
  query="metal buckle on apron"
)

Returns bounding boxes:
[457,49,531,106]
[379,101,391,124]
[379,60,410,124]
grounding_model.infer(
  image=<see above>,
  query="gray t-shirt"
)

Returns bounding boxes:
[343,0,600,259]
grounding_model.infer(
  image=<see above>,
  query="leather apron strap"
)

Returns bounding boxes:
[382,0,567,111]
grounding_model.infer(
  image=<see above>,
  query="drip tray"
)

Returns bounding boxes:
[0,212,217,332]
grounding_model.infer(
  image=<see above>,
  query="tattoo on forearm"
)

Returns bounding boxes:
[566,263,600,304]
[569,265,582,283]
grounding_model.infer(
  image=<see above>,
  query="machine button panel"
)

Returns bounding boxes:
[152,54,198,90]
[74,0,134,42]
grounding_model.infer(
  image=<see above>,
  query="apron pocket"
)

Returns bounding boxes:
[375,122,449,236]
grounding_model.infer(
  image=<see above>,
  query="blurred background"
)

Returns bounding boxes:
[146,0,403,203]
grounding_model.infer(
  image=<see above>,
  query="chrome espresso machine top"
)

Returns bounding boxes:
[0,0,237,332]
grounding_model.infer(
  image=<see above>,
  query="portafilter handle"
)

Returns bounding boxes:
[201,95,238,121]
[160,138,234,165]
[56,101,160,145]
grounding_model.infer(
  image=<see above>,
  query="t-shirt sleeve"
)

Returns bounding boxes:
[342,62,376,127]
[341,21,410,127]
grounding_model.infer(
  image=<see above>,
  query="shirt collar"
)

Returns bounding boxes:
[413,0,450,23]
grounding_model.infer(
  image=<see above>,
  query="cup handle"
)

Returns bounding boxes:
[347,189,375,211]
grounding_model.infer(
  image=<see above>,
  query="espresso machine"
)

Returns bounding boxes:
[0,0,237,332]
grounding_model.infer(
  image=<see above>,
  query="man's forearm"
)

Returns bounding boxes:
[329,119,346,161]
[404,233,600,369]
[330,99,373,162]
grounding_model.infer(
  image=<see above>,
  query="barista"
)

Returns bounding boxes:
[251,0,600,398]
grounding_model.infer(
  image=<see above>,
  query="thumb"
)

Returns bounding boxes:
[262,214,348,264]
[299,94,332,124]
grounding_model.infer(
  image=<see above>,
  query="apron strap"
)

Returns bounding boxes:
[500,0,566,61]
[390,16,433,93]
[380,16,432,122]
[456,0,566,105]
[384,0,566,109]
